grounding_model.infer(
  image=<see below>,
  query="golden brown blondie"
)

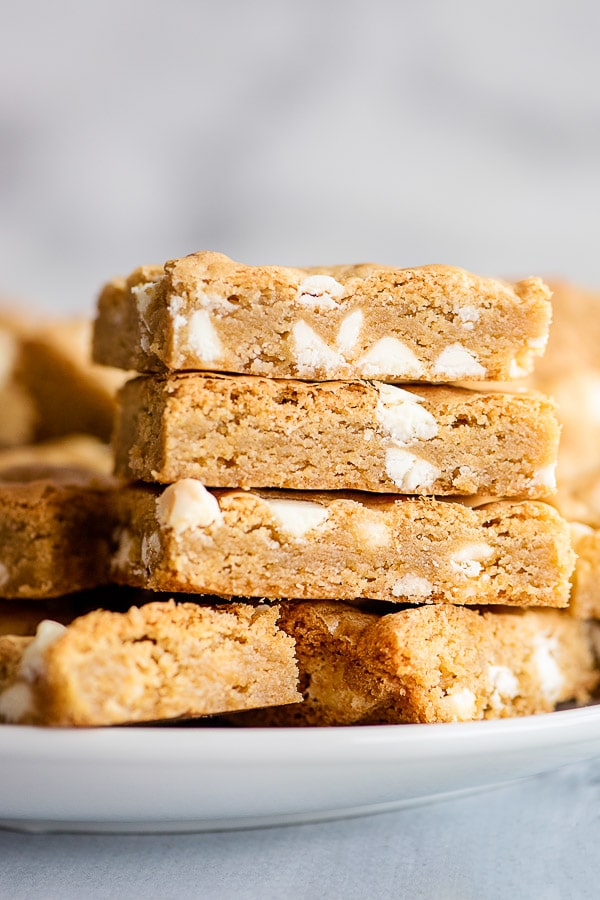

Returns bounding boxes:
[115,374,559,497]
[112,480,575,607]
[93,252,551,382]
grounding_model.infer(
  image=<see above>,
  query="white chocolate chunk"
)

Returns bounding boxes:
[508,358,530,379]
[488,664,519,710]
[457,306,480,328]
[528,334,548,352]
[265,498,329,539]
[20,620,67,681]
[194,289,237,312]
[385,447,440,492]
[0,619,67,722]
[391,574,433,599]
[292,321,345,375]
[296,275,344,310]
[357,337,423,378]
[444,686,477,720]
[157,480,223,534]
[132,281,160,353]
[532,633,564,701]
[0,682,34,722]
[376,384,438,445]
[433,344,486,379]
[449,543,494,578]
[532,463,557,491]
[113,529,134,571]
[336,310,363,353]
[187,309,223,363]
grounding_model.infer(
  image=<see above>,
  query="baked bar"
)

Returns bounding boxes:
[93,252,551,382]
[0,600,300,726]
[17,318,130,442]
[0,435,113,476]
[112,480,575,607]
[230,602,598,726]
[115,374,559,497]
[0,317,36,447]
[528,281,600,483]
[0,465,116,598]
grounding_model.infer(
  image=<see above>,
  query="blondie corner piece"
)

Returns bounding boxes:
[0,465,118,599]
[230,602,599,726]
[0,600,300,726]
[115,374,559,497]
[93,251,551,382]
[112,480,575,607]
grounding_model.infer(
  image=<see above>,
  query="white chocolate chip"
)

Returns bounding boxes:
[433,344,486,379]
[296,275,344,310]
[391,574,433,599]
[532,463,557,491]
[157,480,223,534]
[449,542,494,578]
[169,295,187,333]
[444,686,477,720]
[265,498,329,539]
[20,620,67,681]
[0,620,67,722]
[113,529,135,571]
[187,309,223,363]
[488,664,519,710]
[132,280,161,353]
[532,633,564,701]
[357,337,424,378]
[292,321,345,376]
[375,384,438,445]
[336,310,364,353]
[0,682,34,722]
[508,358,530,379]
[385,447,440,492]
[194,289,237,312]
[528,334,549,352]
[456,306,480,329]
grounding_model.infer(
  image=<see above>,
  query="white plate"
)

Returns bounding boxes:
[2,705,600,833]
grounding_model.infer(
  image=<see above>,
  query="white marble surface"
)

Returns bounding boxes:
[1,0,600,313]
[1,761,599,899]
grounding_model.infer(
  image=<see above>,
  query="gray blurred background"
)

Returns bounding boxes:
[1,0,599,313]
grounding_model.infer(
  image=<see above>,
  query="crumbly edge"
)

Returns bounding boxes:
[230,602,598,726]
[0,600,300,726]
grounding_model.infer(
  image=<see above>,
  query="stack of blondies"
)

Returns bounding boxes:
[0,251,598,726]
